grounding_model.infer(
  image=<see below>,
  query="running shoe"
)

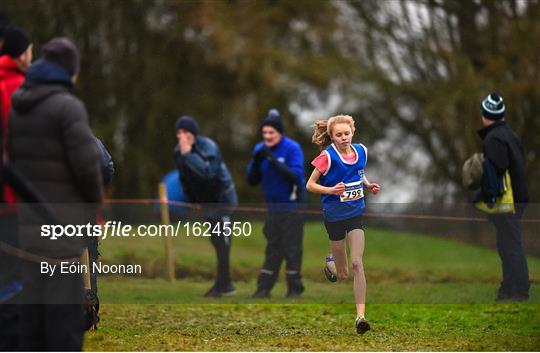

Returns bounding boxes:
[355,316,371,334]
[324,254,337,282]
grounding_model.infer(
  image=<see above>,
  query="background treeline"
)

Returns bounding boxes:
[4,0,539,203]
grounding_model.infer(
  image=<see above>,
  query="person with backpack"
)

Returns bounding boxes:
[476,92,529,301]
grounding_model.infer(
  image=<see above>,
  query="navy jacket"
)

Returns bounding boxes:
[477,121,528,204]
[174,135,237,207]
[246,136,305,212]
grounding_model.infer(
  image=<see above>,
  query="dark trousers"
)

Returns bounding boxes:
[0,304,19,350]
[490,208,530,298]
[208,216,232,289]
[0,213,20,350]
[18,261,84,351]
[257,212,304,292]
[19,304,84,351]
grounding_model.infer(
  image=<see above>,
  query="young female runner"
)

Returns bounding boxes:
[306,115,380,334]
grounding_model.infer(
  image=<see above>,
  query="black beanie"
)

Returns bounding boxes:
[175,115,199,135]
[42,37,80,76]
[0,26,31,58]
[260,108,284,133]
[481,92,505,120]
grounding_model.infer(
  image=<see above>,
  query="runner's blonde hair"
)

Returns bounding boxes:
[312,115,355,150]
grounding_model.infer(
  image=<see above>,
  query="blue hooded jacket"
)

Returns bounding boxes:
[174,135,237,207]
[246,135,306,212]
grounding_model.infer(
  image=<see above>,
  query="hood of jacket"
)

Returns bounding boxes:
[11,81,70,114]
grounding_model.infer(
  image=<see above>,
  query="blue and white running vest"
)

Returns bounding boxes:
[320,143,367,222]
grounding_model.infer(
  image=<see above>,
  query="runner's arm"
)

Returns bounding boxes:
[363,176,381,194]
[306,168,344,195]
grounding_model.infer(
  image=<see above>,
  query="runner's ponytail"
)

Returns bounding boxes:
[312,120,331,150]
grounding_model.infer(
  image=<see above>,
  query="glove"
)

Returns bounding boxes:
[254,146,271,162]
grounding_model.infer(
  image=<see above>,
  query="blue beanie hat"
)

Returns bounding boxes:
[481,92,505,120]
[175,115,199,135]
[260,108,284,133]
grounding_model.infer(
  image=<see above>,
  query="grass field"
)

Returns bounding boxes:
[85,303,539,351]
[84,222,540,351]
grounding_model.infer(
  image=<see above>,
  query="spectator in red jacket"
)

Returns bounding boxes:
[0,26,32,203]
[0,26,32,130]
[0,26,32,351]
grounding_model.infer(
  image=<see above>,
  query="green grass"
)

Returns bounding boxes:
[85,303,540,351]
[83,222,540,351]
[96,278,540,304]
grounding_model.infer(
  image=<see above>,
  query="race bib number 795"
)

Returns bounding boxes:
[340,180,364,202]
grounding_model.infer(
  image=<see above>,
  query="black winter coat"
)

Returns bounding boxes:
[478,121,528,204]
[8,81,103,258]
